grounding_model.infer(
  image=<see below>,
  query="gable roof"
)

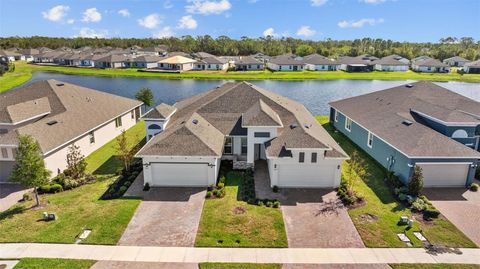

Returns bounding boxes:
[137,81,348,159]
[242,99,283,127]
[465,60,480,68]
[199,56,228,64]
[235,56,262,65]
[159,55,196,64]
[144,103,176,119]
[330,81,480,158]
[444,56,470,62]
[270,54,304,65]
[414,58,449,67]
[373,55,410,66]
[6,97,51,124]
[303,54,338,65]
[337,54,378,65]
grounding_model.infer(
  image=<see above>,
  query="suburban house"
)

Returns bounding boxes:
[0,80,142,182]
[143,103,177,141]
[463,60,480,74]
[337,54,378,72]
[194,57,229,71]
[192,51,216,59]
[267,54,305,71]
[373,55,410,72]
[329,81,480,187]
[412,57,450,73]
[443,56,471,67]
[137,45,168,56]
[17,49,40,62]
[303,54,339,71]
[130,55,163,69]
[234,56,264,71]
[0,50,20,62]
[94,54,132,68]
[136,81,348,188]
[157,55,196,71]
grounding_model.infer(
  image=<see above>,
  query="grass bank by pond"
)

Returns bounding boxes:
[1,61,480,92]
[316,116,477,248]
[0,122,145,245]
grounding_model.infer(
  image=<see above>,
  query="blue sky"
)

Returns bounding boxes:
[0,0,479,42]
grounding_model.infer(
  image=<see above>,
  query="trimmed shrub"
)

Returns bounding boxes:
[50,184,63,193]
[273,201,281,208]
[212,189,219,196]
[411,198,427,211]
[219,175,226,184]
[470,183,479,192]
[257,200,264,206]
[123,181,131,187]
[266,201,273,207]
[206,191,212,198]
[22,193,31,201]
[424,207,440,219]
[217,182,225,189]
[272,185,279,193]
[143,182,150,191]
[119,186,127,194]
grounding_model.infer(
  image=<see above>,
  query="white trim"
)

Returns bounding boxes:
[334,110,338,122]
[0,112,51,126]
[412,109,479,127]
[415,162,472,165]
[367,131,373,148]
[345,117,352,132]
[332,107,480,159]
[43,104,142,156]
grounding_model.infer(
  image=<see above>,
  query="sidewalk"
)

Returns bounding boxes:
[0,243,478,264]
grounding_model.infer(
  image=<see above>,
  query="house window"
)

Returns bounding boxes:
[279,66,282,70]
[254,132,270,138]
[257,65,260,69]
[334,110,338,122]
[241,137,248,155]
[224,137,233,155]
[1,148,8,159]
[311,152,317,163]
[115,117,122,128]
[367,132,373,148]
[131,111,135,119]
[345,117,352,132]
[89,131,95,144]
[299,152,305,163]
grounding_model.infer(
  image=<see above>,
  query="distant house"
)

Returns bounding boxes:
[412,57,449,73]
[192,51,216,59]
[157,55,196,71]
[337,54,378,72]
[18,49,40,62]
[94,54,132,68]
[0,80,142,182]
[373,55,409,72]
[234,56,264,71]
[131,55,163,69]
[0,50,21,62]
[330,81,480,187]
[303,54,339,71]
[143,103,177,141]
[463,60,480,74]
[80,54,104,67]
[267,54,304,71]
[138,45,168,56]
[443,56,470,67]
[194,57,229,71]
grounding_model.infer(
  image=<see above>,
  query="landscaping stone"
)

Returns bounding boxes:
[397,233,410,242]
[413,232,427,242]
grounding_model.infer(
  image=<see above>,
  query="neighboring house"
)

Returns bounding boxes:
[0,50,20,62]
[192,51,216,59]
[329,81,480,187]
[94,54,132,68]
[194,57,229,71]
[234,56,264,71]
[463,60,480,74]
[303,54,339,71]
[412,58,450,73]
[18,49,40,62]
[136,81,348,188]
[443,56,470,67]
[80,54,104,67]
[143,103,177,141]
[373,55,410,72]
[130,55,163,69]
[267,54,305,71]
[0,80,142,182]
[157,55,196,71]
[337,54,378,72]
[138,45,168,56]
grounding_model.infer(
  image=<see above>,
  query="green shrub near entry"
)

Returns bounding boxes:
[424,207,440,219]
[206,191,212,198]
[470,183,479,192]
[22,192,31,201]
[217,182,225,189]
[411,198,427,212]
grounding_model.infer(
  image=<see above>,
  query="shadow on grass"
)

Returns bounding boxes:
[0,204,27,221]
[92,156,121,176]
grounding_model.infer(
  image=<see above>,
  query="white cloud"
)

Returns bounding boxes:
[138,13,161,29]
[118,9,130,17]
[338,18,384,28]
[186,0,231,15]
[263,27,277,37]
[311,0,327,6]
[82,8,102,22]
[77,27,107,38]
[164,0,174,9]
[153,27,175,38]
[178,15,198,29]
[360,0,386,4]
[67,19,75,24]
[296,26,316,37]
[42,5,70,22]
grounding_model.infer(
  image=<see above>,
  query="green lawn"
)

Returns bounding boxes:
[390,264,480,269]
[199,263,281,269]
[2,61,480,92]
[316,116,477,248]
[13,258,95,269]
[0,122,145,245]
[195,171,288,248]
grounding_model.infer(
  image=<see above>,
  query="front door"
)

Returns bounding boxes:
[293,65,298,71]
[254,144,260,161]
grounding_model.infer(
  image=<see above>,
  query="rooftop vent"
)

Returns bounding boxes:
[402,120,413,126]
[56,83,64,86]
[192,119,198,125]
[47,120,58,126]
[304,124,311,129]
[406,84,414,88]
[290,123,298,129]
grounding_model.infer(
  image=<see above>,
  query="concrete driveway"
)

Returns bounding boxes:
[423,185,480,247]
[0,184,31,212]
[254,161,364,248]
[119,177,206,247]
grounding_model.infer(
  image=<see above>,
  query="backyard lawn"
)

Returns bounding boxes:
[199,263,281,269]
[195,171,288,248]
[12,258,95,269]
[316,116,477,248]
[0,122,145,245]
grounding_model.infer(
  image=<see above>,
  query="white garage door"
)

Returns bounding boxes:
[418,163,469,187]
[151,163,209,187]
[278,164,336,188]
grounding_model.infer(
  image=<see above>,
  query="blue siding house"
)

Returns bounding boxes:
[329,81,480,187]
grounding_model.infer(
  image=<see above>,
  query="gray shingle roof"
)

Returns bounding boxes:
[330,81,480,158]
[235,56,262,65]
[414,58,449,67]
[242,100,283,127]
[465,60,480,68]
[303,54,338,65]
[373,55,410,66]
[144,103,176,119]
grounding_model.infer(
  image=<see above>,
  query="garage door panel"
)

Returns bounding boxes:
[278,164,336,188]
[151,163,208,186]
[418,163,468,187]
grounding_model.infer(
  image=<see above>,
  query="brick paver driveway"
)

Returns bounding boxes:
[423,185,480,247]
[254,161,364,248]
[119,182,206,247]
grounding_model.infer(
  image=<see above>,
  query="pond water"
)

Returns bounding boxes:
[15,72,480,116]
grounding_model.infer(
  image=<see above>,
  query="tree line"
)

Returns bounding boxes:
[1,35,479,61]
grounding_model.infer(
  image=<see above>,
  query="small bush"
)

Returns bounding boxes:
[470,183,479,192]
[218,188,226,198]
[38,185,51,194]
[207,184,214,191]
[272,185,279,193]
[257,200,264,206]
[219,175,226,184]
[217,182,225,189]
[212,189,219,196]
[123,181,131,187]
[394,186,408,196]
[266,201,273,207]
[411,198,427,211]
[424,207,440,219]
[398,193,408,201]
[273,201,281,208]
[206,191,212,198]
[50,184,63,193]
[119,186,127,194]
[143,182,150,191]
[22,193,31,201]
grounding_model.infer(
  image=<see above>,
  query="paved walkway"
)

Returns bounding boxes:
[0,243,478,264]
[0,184,31,212]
